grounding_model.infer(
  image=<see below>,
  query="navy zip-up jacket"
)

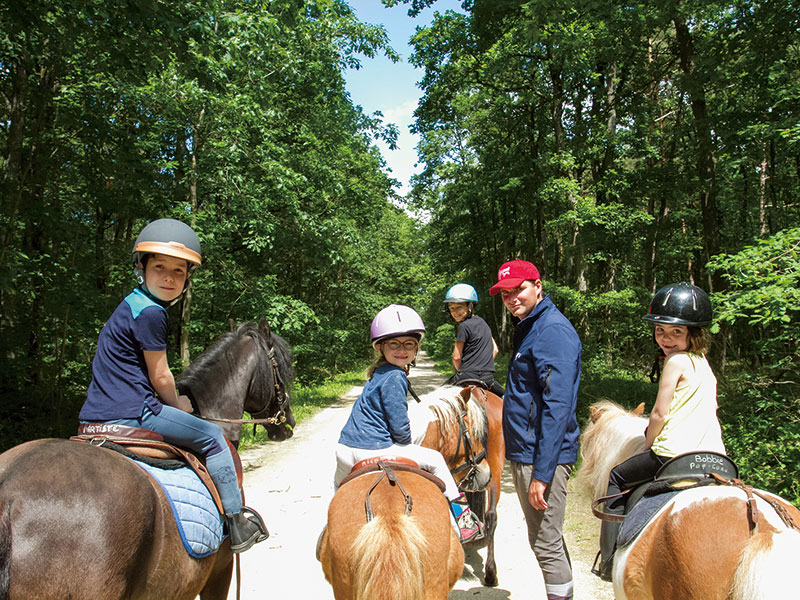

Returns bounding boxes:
[503,294,581,483]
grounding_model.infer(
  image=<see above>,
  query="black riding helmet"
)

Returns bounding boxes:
[643,282,712,328]
[132,218,202,306]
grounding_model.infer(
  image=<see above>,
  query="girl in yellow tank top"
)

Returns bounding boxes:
[593,282,725,581]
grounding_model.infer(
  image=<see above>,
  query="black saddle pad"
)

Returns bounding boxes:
[618,489,680,547]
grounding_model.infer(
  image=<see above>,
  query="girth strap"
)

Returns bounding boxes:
[364,461,413,522]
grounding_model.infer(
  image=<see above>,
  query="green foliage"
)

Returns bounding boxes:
[0,0,430,450]
[708,228,800,369]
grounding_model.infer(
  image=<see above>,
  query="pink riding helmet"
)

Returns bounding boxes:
[370,305,426,348]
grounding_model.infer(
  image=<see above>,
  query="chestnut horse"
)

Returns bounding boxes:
[421,384,505,587]
[320,385,492,600]
[578,400,800,600]
[0,319,294,600]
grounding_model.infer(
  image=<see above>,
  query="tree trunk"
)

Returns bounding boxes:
[673,16,722,291]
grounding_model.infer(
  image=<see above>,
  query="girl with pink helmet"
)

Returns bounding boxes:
[333,304,483,543]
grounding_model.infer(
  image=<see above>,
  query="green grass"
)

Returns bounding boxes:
[238,366,368,450]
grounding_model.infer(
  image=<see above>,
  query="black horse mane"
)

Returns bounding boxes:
[178,321,294,409]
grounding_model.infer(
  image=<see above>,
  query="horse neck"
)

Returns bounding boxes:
[580,414,647,499]
[192,337,257,420]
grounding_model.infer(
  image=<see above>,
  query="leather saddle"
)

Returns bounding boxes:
[70,423,241,515]
[339,455,446,493]
[614,451,738,548]
[625,451,738,510]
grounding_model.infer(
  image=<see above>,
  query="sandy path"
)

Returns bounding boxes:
[226,353,614,599]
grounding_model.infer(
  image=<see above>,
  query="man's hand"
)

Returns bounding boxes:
[528,477,548,510]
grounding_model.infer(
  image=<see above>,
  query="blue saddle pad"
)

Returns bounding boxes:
[133,459,225,557]
[617,489,680,548]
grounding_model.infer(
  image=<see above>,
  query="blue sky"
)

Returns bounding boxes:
[344,0,464,195]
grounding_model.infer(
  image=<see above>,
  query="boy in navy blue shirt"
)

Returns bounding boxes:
[80,218,268,553]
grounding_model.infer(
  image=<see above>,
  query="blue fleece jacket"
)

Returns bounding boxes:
[503,294,581,483]
[338,363,413,449]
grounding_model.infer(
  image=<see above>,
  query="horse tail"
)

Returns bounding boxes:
[351,514,427,600]
[0,501,10,600]
[729,525,800,600]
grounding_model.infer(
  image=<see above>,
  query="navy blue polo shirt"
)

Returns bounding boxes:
[79,288,168,420]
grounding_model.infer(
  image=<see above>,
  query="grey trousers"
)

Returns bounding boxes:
[510,461,574,600]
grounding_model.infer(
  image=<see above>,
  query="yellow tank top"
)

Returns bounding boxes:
[651,353,725,458]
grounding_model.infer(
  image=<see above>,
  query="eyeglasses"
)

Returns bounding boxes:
[383,340,418,351]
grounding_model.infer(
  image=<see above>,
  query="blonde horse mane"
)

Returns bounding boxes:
[414,385,488,447]
[351,514,427,600]
[577,399,648,500]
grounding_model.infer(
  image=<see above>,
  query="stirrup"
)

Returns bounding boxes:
[227,507,269,553]
[591,549,612,582]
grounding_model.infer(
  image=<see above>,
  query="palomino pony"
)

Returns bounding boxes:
[578,400,800,600]
[320,385,492,600]
[420,384,505,587]
[0,318,294,600]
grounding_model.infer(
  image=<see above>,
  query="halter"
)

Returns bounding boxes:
[199,344,289,428]
[449,390,488,488]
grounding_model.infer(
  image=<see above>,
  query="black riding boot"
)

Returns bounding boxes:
[225,506,269,553]
[592,498,624,581]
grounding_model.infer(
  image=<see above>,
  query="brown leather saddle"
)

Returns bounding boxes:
[339,458,446,523]
[70,423,242,515]
[339,455,446,493]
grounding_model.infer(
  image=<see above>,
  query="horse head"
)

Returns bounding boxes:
[177,318,296,444]
[416,386,491,492]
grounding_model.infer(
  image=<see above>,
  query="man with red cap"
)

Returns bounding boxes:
[490,260,581,600]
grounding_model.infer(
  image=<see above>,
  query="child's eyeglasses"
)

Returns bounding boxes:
[383,340,418,351]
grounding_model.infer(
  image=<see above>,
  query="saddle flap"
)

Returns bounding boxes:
[70,434,225,515]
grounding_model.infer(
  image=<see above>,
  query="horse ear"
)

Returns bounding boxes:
[458,386,471,406]
[589,406,601,423]
[633,402,645,416]
[229,318,237,332]
[259,318,273,340]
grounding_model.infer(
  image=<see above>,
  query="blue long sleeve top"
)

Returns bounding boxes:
[338,363,413,450]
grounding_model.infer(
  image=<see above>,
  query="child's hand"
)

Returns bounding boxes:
[175,394,194,413]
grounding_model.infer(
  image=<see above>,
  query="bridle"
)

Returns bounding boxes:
[200,344,289,428]
[450,404,487,485]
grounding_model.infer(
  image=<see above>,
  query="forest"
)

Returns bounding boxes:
[1,0,798,503]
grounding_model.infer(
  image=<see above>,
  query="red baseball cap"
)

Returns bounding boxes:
[489,260,541,296]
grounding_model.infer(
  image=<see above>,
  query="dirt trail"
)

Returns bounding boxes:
[227,353,614,599]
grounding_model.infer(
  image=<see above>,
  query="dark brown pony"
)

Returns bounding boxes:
[0,318,294,600]
[420,385,505,587]
[319,385,492,599]
[578,400,800,600]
